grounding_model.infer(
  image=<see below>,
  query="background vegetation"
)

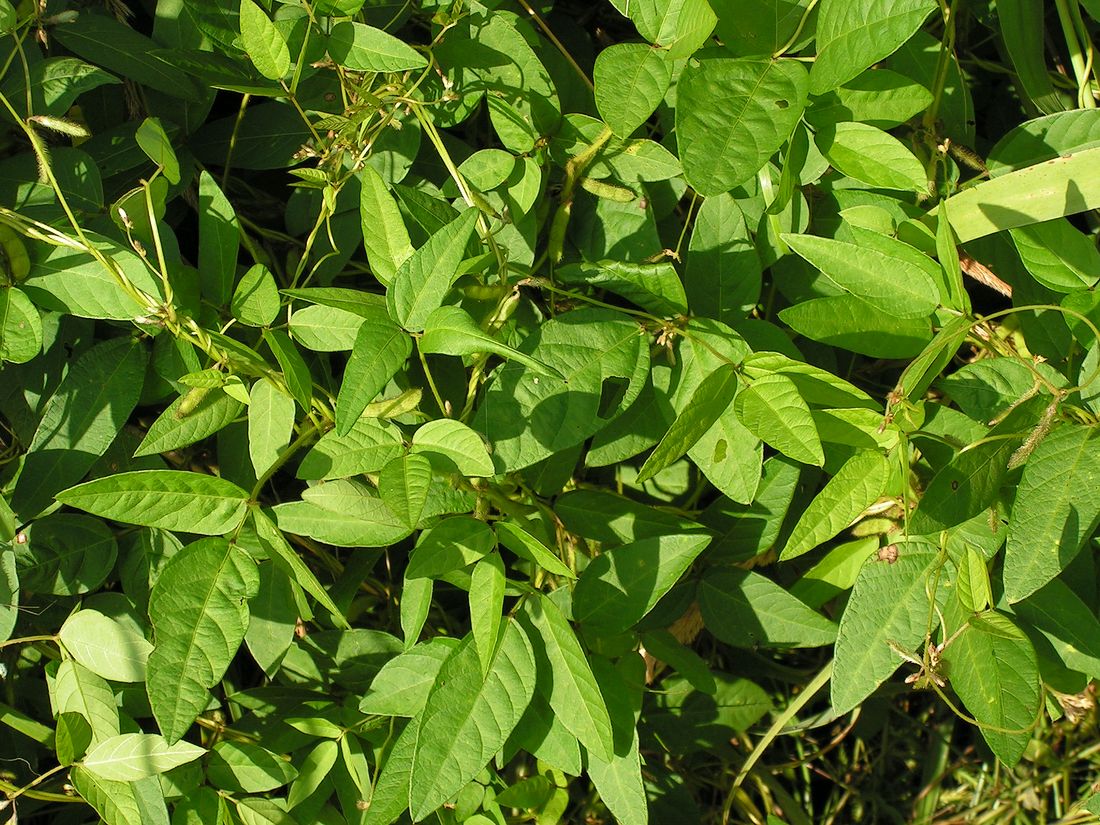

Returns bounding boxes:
[2,0,1100,823]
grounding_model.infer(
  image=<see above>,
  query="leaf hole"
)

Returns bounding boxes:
[712,438,727,463]
[775,99,789,109]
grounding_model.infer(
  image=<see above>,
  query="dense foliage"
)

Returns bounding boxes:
[2,0,1100,822]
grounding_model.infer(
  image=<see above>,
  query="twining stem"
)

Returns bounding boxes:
[1054,0,1096,108]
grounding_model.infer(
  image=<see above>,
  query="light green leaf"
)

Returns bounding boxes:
[400,574,433,649]
[807,68,934,128]
[388,208,480,332]
[409,622,536,820]
[71,768,169,825]
[420,305,563,377]
[939,146,1100,242]
[495,520,574,579]
[741,351,879,409]
[699,568,838,648]
[287,739,339,809]
[232,264,280,327]
[361,720,417,825]
[335,314,411,435]
[207,741,298,793]
[586,656,647,823]
[378,453,432,528]
[1004,424,1100,602]
[0,286,41,364]
[276,479,411,547]
[554,260,689,318]
[358,164,414,286]
[526,594,615,762]
[411,419,494,477]
[57,470,249,536]
[248,378,295,478]
[789,536,880,608]
[685,194,762,322]
[146,538,259,742]
[573,533,711,633]
[955,544,992,613]
[59,609,153,683]
[779,294,933,358]
[942,611,1040,766]
[52,660,120,743]
[198,171,239,305]
[470,551,505,675]
[473,308,649,471]
[677,56,808,195]
[82,733,204,781]
[631,0,717,58]
[782,232,939,319]
[638,364,738,483]
[297,418,404,480]
[816,121,928,192]
[135,389,242,457]
[289,304,365,352]
[832,547,940,714]
[12,336,147,520]
[329,21,428,73]
[594,43,672,137]
[810,0,937,94]
[781,450,891,560]
[734,373,823,466]
[134,117,180,185]
[359,637,460,717]
[1010,219,1100,293]
[406,516,495,580]
[239,0,290,80]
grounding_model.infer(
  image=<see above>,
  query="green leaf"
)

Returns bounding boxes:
[409,622,536,820]
[586,656,647,822]
[82,733,205,781]
[573,533,711,633]
[699,568,838,648]
[328,21,428,73]
[594,43,672,138]
[147,537,259,742]
[378,453,432,528]
[810,0,937,94]
[495,520,574,579]
[358,164,414,286]
[996,0,1065,114]
[677,56,808,195]
[942,611,1041,766]
[239,0,290,80]
[71,769,169,825]
[939,146,1100,242]
[831,547,940,714]
[287,739,339,809]
[954,544,992,613]
[232,264,280,327]
[59,609,153,683]
[134,118,180,185]
[734,373,823,466]
[1010,219,1100,293]
[411,419,494,477]
[470,551,506,675]
[198,171,239,306]
[52,12,202,100]
[12,336,147,520]
[523,594,614,762]
[685,194,762,322]
[631,0,718,58]
[275,480,411,547]
[135,389,242,457]
[388,208,480,331]
[290,304,365,351]
[53,660,120,743]
[638,629,716,693]
[335,314,411,435]
[555,260,689,318]
[1014,579,1100,679]
[781,232,939,319]
[781,450,891,560]
[637,364,738,483]
[297,418,404,480]
[473,308,649,471]
[816,122,928,192]
[19,513,117,596]
[807,68,934,128]
[779,294,933,358]
[361,720,417,825]
[1004,425,1100,603]
[360,637,460,716]
[420,305,563,377]
[556,489,707,546]
[207,741,298,793]
[248,378,295,477]
[262,329,312,409]
[0,286,42,364]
